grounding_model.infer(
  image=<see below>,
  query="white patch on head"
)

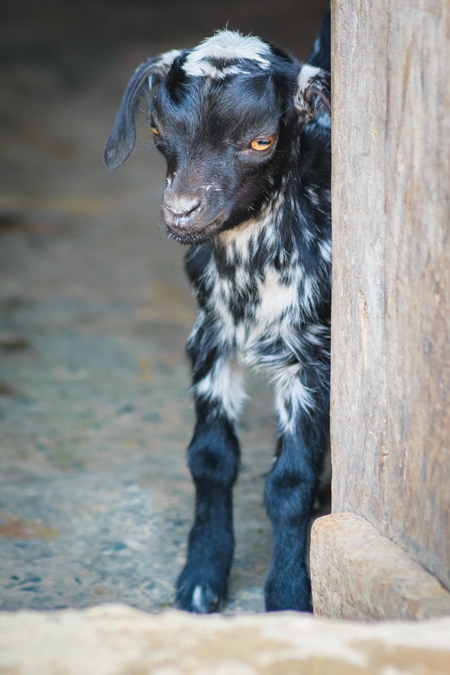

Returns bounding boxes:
[158,49,183,69]
[296,63,322,93]
[185,62,250,79]
[183,30,271,78]
[294,63,326,120]
[147,49,183,89]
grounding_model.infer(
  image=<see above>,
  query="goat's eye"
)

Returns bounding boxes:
[250,136,275,152]
[150,125,160,136]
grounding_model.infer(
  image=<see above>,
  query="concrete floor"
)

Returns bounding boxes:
[0,0,329,614]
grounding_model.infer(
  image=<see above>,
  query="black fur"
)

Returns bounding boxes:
[104,15,331,613]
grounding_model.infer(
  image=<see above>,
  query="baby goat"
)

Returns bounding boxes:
[104,18,331,613]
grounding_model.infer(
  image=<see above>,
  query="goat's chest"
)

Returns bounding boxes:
[208,262,302,366]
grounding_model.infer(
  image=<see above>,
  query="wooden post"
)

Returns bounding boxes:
[311,0,450,619]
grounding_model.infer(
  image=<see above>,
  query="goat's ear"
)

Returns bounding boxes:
[293,64,330,125]
[104,50,181,171]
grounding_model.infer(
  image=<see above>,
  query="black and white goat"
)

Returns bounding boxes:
[104,13,331,613]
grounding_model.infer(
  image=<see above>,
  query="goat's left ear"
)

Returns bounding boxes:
[104,49,181,171]
[294,64,331,125]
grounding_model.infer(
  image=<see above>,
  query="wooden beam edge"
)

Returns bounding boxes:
[310,512,450,621]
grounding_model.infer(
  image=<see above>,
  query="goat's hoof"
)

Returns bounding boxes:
[176,580,222,614]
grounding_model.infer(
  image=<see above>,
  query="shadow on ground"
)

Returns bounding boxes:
[0,0,328,613]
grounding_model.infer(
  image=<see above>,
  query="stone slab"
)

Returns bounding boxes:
[1,604,450,675]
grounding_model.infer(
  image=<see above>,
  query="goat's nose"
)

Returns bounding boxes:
[164,193,201,219]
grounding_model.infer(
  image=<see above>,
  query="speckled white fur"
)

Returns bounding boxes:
[183,30,271,78]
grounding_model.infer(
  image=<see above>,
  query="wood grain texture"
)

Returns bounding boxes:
[311,513,450,620]
[330,0,450,591]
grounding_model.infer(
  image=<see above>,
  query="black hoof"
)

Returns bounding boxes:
[176,579,223,614]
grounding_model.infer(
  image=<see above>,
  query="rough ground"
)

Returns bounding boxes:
[0,0,328,614]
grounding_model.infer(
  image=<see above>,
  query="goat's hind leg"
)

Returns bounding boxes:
[264,366,329,612]
[176,347,244,613]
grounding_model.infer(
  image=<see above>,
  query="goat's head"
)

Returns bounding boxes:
[104,31,330,245]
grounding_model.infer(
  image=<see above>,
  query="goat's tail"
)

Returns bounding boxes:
[307,7,331,73]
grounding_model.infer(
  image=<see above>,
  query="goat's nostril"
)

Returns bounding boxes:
[164,194,202,219]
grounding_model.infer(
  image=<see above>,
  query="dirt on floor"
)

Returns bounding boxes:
[0,0,329,614]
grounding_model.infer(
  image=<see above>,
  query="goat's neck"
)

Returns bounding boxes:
[214,167,308,270]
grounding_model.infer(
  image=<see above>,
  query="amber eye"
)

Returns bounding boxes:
[250,136,275,152]
[150,125,160,136]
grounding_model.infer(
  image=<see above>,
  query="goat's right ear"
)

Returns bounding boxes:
[293,64,331,126]
[104,50,181,171]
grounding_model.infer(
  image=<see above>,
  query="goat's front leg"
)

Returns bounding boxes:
[176,334,244,613]
[264,365,329,612]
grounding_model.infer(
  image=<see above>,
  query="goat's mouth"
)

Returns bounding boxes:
[162,211,228,245]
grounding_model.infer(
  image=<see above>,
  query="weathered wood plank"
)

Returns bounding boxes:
[330,0,450,593]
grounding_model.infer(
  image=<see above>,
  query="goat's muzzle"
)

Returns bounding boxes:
[161,187,226,244]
